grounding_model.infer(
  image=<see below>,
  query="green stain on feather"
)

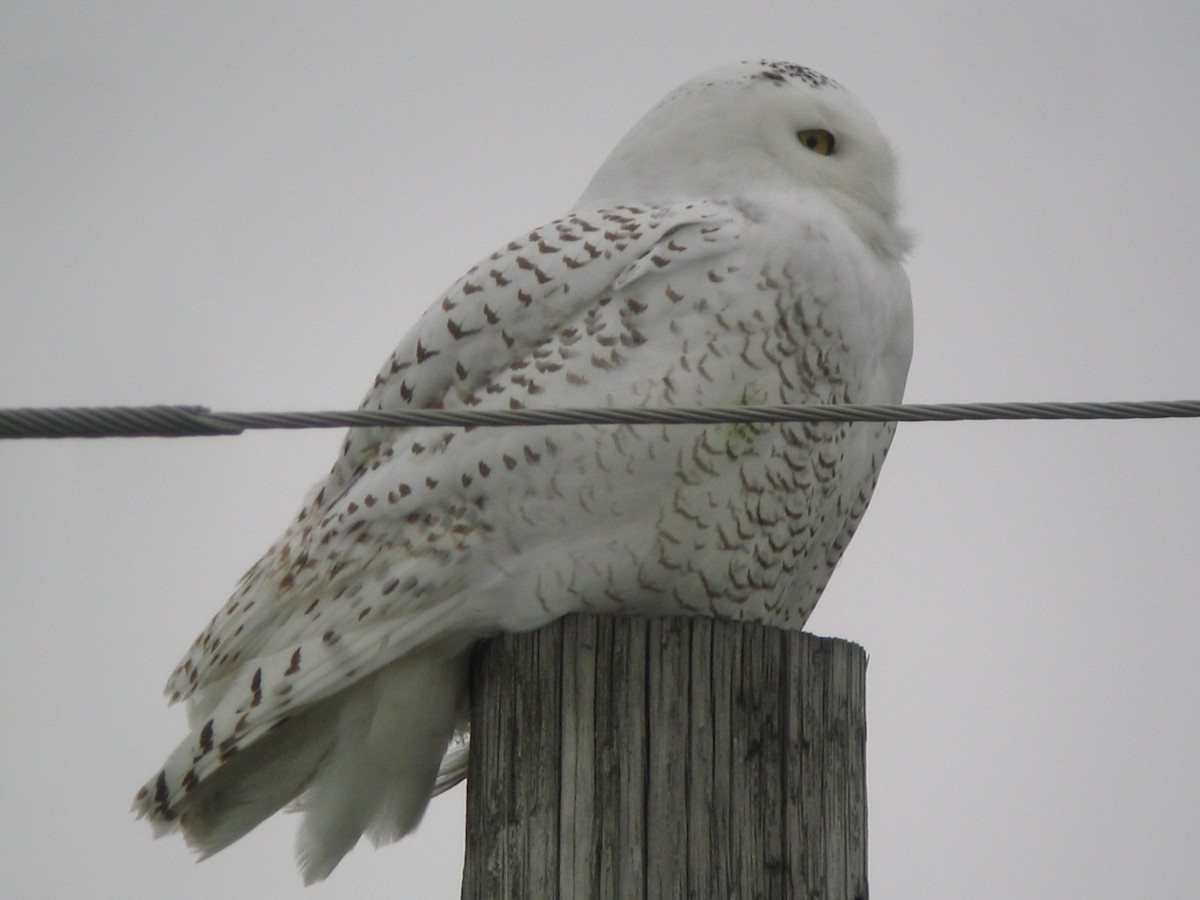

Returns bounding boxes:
[718,383,769,453]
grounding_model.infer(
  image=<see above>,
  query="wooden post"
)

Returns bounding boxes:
[461,615,869,899]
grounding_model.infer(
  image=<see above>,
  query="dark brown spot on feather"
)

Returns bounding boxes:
[154,771,169,807]
[198,720,215,755]
[620,329,647,347]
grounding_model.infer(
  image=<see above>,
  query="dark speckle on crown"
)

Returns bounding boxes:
[751,60,839,90]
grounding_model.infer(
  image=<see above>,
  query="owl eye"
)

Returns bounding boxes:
[796,129,835,156]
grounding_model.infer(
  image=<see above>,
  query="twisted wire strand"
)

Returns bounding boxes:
[1,400,1198,440]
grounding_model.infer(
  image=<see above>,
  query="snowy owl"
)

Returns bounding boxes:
[135,60,912,882]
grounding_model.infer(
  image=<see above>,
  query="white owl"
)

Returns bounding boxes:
[135,60,913,883]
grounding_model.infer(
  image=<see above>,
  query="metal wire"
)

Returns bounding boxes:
[1,400,1198,440]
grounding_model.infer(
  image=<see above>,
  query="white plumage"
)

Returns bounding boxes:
[135,60,913,883]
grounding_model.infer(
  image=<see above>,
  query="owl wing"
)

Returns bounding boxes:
[137,201,746,821]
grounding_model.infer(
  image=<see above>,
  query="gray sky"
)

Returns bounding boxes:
[2,3,1198,898]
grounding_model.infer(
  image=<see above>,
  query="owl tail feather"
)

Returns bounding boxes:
[293,647,466,883]
[150,647,466,884]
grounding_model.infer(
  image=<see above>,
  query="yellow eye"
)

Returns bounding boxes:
[796,129,835,156]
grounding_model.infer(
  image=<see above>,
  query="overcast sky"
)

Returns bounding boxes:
[2,3,1198,898]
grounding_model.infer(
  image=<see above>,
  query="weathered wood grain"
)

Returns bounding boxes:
[462,616,868,899]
